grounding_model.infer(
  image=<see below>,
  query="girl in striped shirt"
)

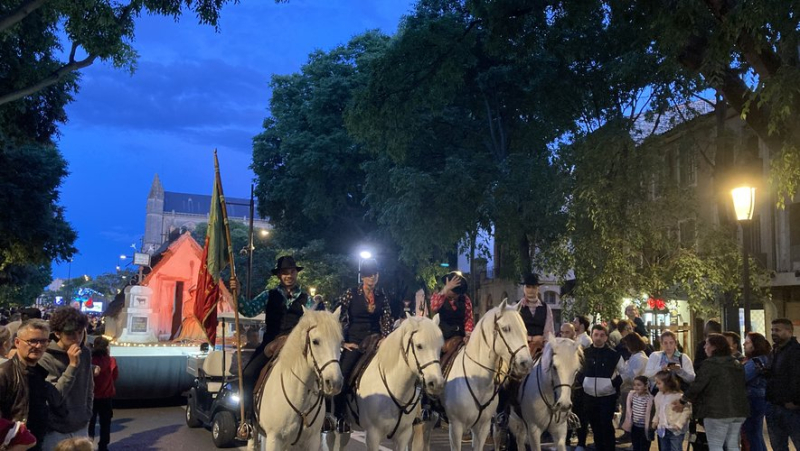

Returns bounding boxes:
[622,375,655,451]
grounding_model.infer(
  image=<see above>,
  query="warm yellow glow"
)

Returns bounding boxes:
[259,229,269,237]
[309,287,317,296]
[731,186,756,221]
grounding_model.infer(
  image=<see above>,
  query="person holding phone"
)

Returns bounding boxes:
[644,330,695,394]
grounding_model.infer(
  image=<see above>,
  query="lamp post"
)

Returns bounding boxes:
[731,185,755,333]
[358,250,372,283]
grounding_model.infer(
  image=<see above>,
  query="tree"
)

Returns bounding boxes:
[0,0,261,106]
[0,264,51,307]
[0,142,76,287]
[347,0,572,277]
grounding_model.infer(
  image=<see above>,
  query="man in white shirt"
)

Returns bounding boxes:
[573,315,592,348]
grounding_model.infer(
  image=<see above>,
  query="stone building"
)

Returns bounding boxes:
[143,174,271,254]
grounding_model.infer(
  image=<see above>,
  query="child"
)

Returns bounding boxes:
[622,375,654,451]
[88,337,118,451]
[652,370,692,451]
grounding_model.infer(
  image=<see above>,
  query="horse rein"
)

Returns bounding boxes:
[518,351,574,434]
[462,312,527,428]
[281,325,341,446]
[376,329,442,439]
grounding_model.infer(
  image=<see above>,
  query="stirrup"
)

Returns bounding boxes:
[322,414,335,433]
[494,411,508,428]
[421,404,432,422]
[336,418,351,434]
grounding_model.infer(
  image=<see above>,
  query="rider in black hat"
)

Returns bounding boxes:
[431,271,474,344]
[518,273,555,356]
[330,258,393,433]
[233,255,317,420]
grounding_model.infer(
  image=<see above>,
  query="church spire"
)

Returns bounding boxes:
[148,173,164,199]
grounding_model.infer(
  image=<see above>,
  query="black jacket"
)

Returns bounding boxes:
[581,345,624,397]
[766,336,800,406]
[337,286,393,343]
[683,355,749,420]
[0,355,75,425]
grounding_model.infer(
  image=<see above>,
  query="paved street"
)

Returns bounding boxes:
[106,400,459,450]
[105,400,794,451]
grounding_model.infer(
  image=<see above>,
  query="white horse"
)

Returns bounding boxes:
[256,307,344,451]
[437,300,534,451]
[332,314,445,451]
[509,334,583,451]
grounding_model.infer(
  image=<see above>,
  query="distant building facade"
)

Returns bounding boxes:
[143,174,271,254]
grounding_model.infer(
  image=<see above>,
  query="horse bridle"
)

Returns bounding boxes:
[462,311,528,428]
[402,330,442,389]
[377,329,442,439]
[281,325,341,446]
[519,348,575,432]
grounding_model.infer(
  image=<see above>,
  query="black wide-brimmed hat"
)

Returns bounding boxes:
[520,273,543,286]
[360,259,379,277]
[441,271,468,296]
[271,255,304,275]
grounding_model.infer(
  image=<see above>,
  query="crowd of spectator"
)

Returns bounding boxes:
[565,307,800,451]
[0,306,118,451]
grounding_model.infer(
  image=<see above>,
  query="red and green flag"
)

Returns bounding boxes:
[193,153,233,345]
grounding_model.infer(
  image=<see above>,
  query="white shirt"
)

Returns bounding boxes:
[577,332,592,349]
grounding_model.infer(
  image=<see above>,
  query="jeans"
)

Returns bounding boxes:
[765,404,800,451]
[657,429,684,451]
[704,417,746,451]
[41,429,89,451]
[631,424,651,451]
[742,396,767,451]
[585,394,617,451]
[89,397,113,451]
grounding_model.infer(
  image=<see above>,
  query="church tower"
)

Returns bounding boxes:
[143,174,165,254]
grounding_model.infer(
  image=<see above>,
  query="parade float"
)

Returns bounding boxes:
[103,232,240,399]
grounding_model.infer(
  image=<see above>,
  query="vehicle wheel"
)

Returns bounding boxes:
[185,395,202,428]
[212,411,237,448]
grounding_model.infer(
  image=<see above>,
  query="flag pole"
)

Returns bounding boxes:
[213,150,249,439]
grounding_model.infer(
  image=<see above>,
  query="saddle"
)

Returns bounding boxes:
[348,334,382,389]
[252,335,288,433]
[441,336,465,381]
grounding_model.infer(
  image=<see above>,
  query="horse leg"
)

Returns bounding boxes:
[448,421,465,451]
[411,420,427,451]
[263,435,283,451]
[527,425,541,451]
[472,420,492,451]
[551,422,569,451]
[394,425,414,451]
[365,428,383,451]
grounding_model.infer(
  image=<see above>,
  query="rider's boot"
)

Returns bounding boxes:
[335,417,351,434]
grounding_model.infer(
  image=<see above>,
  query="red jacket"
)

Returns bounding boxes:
[92,355,118,399]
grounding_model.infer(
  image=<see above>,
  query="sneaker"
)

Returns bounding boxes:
[336,418,351,434]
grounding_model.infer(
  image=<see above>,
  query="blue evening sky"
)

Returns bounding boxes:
[52,1,414,279]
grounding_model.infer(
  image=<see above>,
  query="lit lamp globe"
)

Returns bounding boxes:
[731,186,755,221]
[359,251,372,260]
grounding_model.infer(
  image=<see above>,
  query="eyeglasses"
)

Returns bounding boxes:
[18,338,49,347]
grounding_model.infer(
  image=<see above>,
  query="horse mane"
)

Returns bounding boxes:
[373,316,443,367]
[277,309,343,369]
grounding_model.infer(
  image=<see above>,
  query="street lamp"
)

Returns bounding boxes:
[260,229,270,237]
[731,185,756,333]
[358,250,373,283]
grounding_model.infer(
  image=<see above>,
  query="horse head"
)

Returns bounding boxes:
[296,306,344,396]
[486,300,533,377]
[400,313,445,395]
[542,333,583,414]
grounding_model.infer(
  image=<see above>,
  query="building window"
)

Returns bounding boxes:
[679,146,697,187]
[544,291,557,305]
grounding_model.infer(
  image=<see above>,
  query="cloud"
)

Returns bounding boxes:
[67,59,269,153]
